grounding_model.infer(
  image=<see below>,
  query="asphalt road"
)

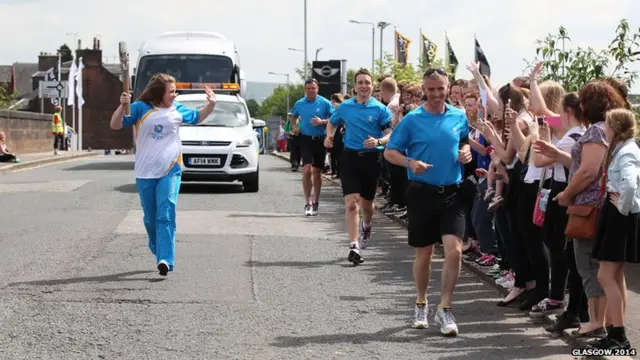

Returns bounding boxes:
[0,154,579,359]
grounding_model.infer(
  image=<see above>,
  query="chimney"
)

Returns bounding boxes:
[76,48,102,67]
[38,52,58,72]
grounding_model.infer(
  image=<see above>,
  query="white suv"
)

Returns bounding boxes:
[177,93,261,192]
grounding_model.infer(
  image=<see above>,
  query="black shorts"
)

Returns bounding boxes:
[299,134,326,169]
[406,180,466,247]
[339,149,382,201]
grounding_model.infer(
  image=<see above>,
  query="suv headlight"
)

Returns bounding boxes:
[236,136,254,148]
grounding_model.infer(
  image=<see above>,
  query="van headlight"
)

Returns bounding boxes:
[236,136,254,148]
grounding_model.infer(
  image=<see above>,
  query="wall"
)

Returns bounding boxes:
[0,109,52,153]
[80,66,133,150]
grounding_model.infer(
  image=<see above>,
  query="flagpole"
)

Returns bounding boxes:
[419,28,422,68]
[393,26,397,61]
[444,31,449,68]
[474,33,477,64]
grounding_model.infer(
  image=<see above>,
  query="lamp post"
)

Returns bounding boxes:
[377,22,391,65]
[349,19,375,72]
[315,47,323,61]
[268,71,291,112]
[288,47,305,78]
[303,0,308,80]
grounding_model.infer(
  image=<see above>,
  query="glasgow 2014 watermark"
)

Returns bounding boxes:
[572,347,637,357]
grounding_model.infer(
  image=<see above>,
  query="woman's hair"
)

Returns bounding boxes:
[604,108,638,170]
[138,73,176,104]
[578,80,627,125]
[562,92,583,124]
[330,93,344,103]
[498,83,527,113]
[343,94,352,100]
[538,80,565,114]
[603,77,632,110]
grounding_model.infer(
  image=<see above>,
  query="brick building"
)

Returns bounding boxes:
[26,41,133,150]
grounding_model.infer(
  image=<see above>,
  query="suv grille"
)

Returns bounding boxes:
[182,141,231,146]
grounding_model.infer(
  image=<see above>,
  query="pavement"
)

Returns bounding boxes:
[0,153,628,359]
[0,150,101,174]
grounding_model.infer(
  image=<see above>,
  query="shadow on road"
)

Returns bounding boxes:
[64,161,134,171]
[264,158,570,358]
[6,270,157,287]
[113,182,245,194]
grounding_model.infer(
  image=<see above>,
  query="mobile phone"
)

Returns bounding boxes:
[537,116,544,126]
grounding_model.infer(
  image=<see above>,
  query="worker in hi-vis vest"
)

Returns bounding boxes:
[52,105,64,155]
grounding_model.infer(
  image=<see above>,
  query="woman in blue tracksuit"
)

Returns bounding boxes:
[110,73,216,276]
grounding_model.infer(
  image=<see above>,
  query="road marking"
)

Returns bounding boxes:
[0,180,91,193]
[115,210,342,238]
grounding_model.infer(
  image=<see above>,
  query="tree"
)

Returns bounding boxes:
[246,99,260,117]
[256,84,305,119]
[0,85,16,109]
[58,44,73,63]
[523,19,640,92]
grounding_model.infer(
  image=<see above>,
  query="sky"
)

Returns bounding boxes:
[2,0,640,92]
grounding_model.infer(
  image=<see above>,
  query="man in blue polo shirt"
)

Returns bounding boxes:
[290,78,334,216]
[384,67,472,336]
[325,68,392,265]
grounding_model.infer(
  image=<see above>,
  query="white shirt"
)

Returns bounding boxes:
[123,101,200,179]
[387,93,400,124]
[553,125,586,182]
[522,112,553,184]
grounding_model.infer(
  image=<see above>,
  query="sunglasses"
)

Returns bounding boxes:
[423,68,447,77]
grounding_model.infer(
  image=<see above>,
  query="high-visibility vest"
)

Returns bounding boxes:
[52,112,64,134]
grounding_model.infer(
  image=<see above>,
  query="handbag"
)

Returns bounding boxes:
[564,171,606,240]
[532,166,550,227]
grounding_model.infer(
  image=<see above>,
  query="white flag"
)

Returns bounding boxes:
[75,58,84,108]
[67,59,77,106]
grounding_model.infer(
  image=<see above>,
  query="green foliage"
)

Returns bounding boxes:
[245,99,260,117]
[256,84,304,119]
[524,19,640,92]
[58,44,73,63]
[0,85,16,109]
[372,52,449,84]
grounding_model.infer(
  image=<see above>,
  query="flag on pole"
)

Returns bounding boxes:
[420,32,438,65]
[474,36,491,77]
[394,29,411,67]
[75,58,84,108]
[444,33,459,81]
[67,58,77,106]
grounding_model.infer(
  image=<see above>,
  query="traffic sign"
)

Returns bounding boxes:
[39,80,68,99]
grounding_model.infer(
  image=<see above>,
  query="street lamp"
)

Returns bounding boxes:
[377,22,391,65]
[315,47,323,61]
[303,0,308,81]
[268,71,291,112]
[349,19,375,72]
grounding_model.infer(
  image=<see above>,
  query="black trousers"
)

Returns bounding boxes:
[53,134,64,150]
[513,180,551,300]
[0,153,16,162]
[288,136,301,168]
[389,162,408,207]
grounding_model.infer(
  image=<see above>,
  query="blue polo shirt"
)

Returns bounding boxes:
[290,95,334,137]
[329,97,392,152]
[386,103,470,185]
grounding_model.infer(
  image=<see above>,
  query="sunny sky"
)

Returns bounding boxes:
[2,0,640,92]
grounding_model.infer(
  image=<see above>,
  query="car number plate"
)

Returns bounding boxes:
[189,157,221,165]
